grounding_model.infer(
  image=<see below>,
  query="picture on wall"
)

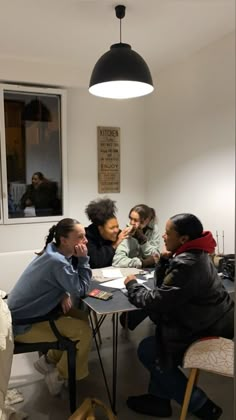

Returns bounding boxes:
[97,126,120,193]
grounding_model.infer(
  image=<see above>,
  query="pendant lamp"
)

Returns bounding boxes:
[89,5,154,99]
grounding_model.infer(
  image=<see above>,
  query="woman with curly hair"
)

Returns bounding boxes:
[85,197,131,268]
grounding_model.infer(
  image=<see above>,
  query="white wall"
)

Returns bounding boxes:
[146,33,235,253]
[0,58,83,88]
[66,89,147,228]
[0,251,36,293]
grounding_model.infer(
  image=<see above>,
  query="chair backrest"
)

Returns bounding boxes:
[183,337,234,377]
[10,182,26,207]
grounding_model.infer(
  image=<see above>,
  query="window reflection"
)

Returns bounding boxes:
[4,92,62,218]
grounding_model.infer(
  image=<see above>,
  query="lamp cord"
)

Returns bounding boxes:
[115,5,125,44]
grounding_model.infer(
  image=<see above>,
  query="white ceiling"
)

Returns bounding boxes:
[0,0,235,87]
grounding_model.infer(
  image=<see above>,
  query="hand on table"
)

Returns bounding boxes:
[124,274,137,286]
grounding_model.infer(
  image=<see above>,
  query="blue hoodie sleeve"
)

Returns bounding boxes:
[54,256,92,297]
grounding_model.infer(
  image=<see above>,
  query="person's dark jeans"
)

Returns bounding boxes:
[138,336,207,412]
[120,309,148,330]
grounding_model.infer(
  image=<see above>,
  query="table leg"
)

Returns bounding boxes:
[92,311,103,345]
[112,313,118,413]
[89,312,112,408]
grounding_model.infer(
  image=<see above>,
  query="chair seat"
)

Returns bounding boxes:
[12,315,78,413]
[14,340,60,354]
[183,337,234,377]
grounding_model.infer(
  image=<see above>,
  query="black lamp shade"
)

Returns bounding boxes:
[89,43,154,99]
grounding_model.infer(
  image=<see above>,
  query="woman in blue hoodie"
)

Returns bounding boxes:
[124,214,234,420]
[8,218,92,396]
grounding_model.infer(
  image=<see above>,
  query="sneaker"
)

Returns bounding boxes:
[34,355,55,375]
[45,369,65,396]
[194,399,222,419]
[127,394,172,417]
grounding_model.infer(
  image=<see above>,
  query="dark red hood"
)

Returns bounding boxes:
[175,231,216,256]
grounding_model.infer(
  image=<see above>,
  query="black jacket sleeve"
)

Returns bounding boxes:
[126,254,200,313]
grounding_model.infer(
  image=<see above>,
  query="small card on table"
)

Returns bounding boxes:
[87,288,113,301]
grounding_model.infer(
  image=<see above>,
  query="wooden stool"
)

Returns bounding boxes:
[180,337,234,420]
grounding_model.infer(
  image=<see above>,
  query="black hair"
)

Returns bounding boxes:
[32,172,45,181]
[129,204,156,223]
[37,218,80,255]
[170,213,203,240]
[85,198,117,226]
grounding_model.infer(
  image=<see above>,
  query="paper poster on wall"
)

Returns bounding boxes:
[97,126,120,193]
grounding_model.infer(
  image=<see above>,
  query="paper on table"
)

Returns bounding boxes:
[92,266,142,283]
[102,277,146,289]
[144,270,155,279]
[101,268,123,278]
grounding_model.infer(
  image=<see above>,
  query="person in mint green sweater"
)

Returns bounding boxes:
[8,218,92,396]
[113,204,161,331]
[112,204,161,268]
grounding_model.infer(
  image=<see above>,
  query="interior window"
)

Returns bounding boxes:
[3,91,63,220]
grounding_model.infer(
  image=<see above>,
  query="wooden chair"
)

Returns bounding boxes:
[68,397,117,420]
[180,337,234,420]
[13,311,78,413]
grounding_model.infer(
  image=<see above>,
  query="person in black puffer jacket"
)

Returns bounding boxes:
[124,213,234,420]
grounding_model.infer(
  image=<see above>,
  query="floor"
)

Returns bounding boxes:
[9,316,234,420]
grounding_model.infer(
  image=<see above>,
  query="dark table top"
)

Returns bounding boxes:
[82,274,234,315]
[82,280,139,315]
